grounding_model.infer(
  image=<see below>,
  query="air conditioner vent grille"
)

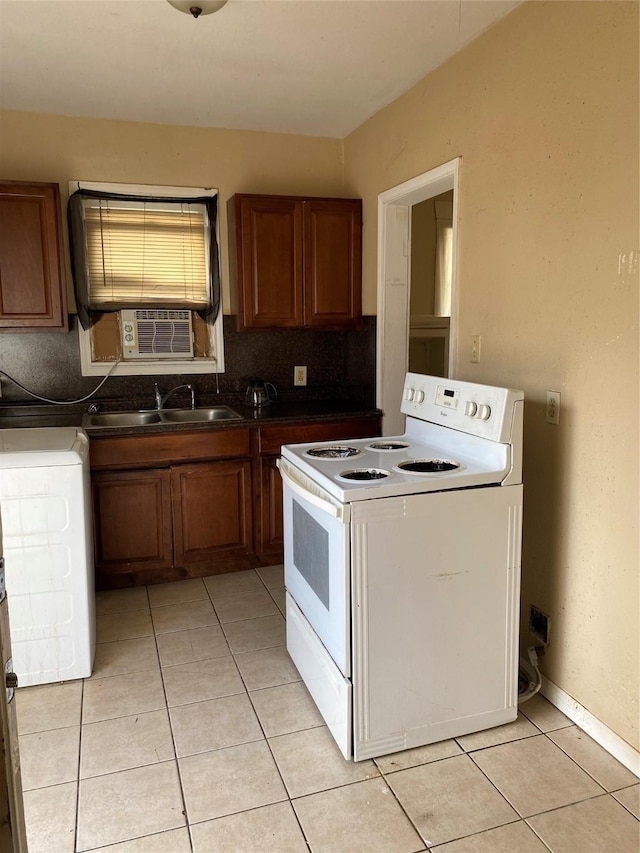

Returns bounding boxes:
[121,309,194,359]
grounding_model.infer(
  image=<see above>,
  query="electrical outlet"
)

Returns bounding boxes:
[529,605,550,646]
[294,366,307,386]
[470,335,481,363]
[546,390,560,425]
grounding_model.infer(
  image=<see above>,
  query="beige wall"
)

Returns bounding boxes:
[0,111,346,312]
[344,1,639,748]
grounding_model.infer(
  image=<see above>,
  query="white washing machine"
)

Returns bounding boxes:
[0,427,95,686]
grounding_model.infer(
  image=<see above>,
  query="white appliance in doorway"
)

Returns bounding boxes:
[0,427,95,686]
[278,372,523,761]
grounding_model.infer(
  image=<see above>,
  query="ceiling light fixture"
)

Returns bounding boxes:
[167,0,228,19]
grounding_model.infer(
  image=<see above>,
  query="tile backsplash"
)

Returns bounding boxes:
[0,316,376,409]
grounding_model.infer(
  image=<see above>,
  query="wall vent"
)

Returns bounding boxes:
[120,309,194,359]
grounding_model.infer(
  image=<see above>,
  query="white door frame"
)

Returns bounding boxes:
[376,158,460,434]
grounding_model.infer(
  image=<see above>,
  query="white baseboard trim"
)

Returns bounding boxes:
[541,676,640,777]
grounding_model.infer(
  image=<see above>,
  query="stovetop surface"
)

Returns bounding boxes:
[281,426,512,502]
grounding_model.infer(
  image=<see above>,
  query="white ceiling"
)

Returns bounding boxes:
[0,0,521,138]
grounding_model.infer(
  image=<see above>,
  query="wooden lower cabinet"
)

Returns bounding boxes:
[259,456,284,555]
[92,469,173,586]
[92,459,254,588]
[90,416,380,588]
[172,460,253,566]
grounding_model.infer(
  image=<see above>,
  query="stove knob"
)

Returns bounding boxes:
[465,401,478,417]
[477,404,492,420]
[415,390,425,404]
[405,388,415,401]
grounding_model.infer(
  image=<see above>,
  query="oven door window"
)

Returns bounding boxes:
[283,481,350,677]
[292,501,330,609]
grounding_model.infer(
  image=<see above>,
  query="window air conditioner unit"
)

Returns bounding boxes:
[120,309,194,359]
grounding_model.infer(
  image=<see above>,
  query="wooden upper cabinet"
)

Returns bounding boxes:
[0,181,68,331]
[230,194,362,331]
[303,199,362,328]
[235,195,303,329]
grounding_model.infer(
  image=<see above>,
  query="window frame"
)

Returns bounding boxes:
[70,181,225,377]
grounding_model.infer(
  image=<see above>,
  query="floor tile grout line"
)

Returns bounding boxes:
[425,819,552,852]
[467,734,632,825]
[74,666,87,852]
[522,818,557,853]
[462,747,530,821]
[236,664,311,851]
[232,645,313,851]
[522,788,640,823]
[544,728,639,793]
[610,789,640,821]
[361,765,429,850]
[453,729,550,756]
[148,583,195,853]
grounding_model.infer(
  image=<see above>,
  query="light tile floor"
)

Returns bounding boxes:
[16,567,640,852]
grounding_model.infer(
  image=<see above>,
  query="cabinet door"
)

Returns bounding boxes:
[0,182,68,330]
[303,199,362,328]
[172,460,254,567]
[236,195,303,330]
[259,455,284,555]
[92,469,173,584]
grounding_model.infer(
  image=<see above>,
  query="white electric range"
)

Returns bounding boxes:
[278,372,524,761]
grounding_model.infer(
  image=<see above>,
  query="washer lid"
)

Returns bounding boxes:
[0,427,87,468]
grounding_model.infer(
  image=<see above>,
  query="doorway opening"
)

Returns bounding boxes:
[376,158,460,434]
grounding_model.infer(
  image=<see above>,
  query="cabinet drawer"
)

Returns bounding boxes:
[90,428,251,470]
[258,417,379,455]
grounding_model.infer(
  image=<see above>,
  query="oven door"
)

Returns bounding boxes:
[278,458,351,676]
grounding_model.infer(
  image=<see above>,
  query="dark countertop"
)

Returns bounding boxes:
[0,400,382,437]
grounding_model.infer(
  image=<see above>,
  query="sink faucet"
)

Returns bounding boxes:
[154,383,195,410]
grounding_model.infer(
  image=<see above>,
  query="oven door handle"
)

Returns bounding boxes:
[277,458,350,524]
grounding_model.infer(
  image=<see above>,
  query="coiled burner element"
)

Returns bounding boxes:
[305,446,362,459]
[368,441,410,451]
[338,468,390,481]
[397,459,459,473]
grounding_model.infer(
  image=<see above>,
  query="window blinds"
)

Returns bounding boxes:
[84,199,209,305]
[68,189,220,330]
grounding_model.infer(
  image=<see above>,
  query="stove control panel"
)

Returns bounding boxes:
[432,384,491,419]
[401,372,523,443]
[435,386,459,409]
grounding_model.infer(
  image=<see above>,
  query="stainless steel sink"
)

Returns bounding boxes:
[161,407,242,423]
[83,406,242,429]
[86,411,162,428]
